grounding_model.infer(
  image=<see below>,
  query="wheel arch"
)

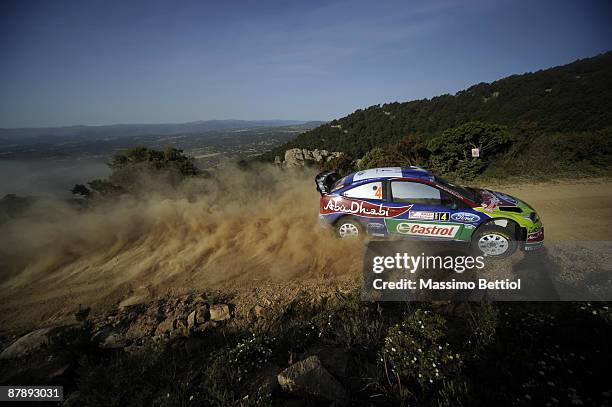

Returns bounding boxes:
[332,214,363,227]
[476,217,522,240]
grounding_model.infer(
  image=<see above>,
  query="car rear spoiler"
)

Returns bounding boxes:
[315,171,341,196]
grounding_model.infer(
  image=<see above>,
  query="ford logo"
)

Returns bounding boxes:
[450,212,480,223]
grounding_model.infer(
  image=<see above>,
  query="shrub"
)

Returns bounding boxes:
[428,121,514,180]
[380,310,463,402]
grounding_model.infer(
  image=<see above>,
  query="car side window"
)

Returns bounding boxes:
[391,181,441,205]
[343,181,383,200]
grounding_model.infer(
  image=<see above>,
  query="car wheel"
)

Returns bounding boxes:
[335,217,363,239]
[472,224,518,259]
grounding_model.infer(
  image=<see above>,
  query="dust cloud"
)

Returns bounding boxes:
[0,165,361,327]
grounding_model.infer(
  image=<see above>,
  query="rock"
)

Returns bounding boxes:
[195,304,210,324]
[277,355,348,405]
[187,304,210,331]
[124,313,158,340]
[92,329,127,349]
[274,155,282,165]
[284,148,305,168]
[155,317,176,337]
[194,320,217,333]
[304,346,350,378]
[174,318,189,336]
[0,327,59,359]
[209,304,231,322]
[253,305,269,319]
[187,311,197,331]
[281,148,343,167]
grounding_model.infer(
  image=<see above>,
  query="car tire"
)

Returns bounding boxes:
[471,224,518,259]
[335,217,364,239]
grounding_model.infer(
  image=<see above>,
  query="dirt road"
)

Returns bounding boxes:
[1,173,610,331]
[490,178,612,241]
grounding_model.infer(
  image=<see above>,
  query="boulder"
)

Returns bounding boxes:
[284,148,305,168]
[92,329,127,349]
[277,355,348,405]
[209,304,231,322]
[0,327,60,359]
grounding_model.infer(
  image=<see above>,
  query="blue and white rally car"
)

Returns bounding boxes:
[316,167,544,258]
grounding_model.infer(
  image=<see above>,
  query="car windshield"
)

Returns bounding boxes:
[435,176,480,203]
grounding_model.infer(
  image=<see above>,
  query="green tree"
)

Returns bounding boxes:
[428,122,514,180]
[72,147,198,198]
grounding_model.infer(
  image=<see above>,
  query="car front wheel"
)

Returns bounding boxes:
[472,224,518,259]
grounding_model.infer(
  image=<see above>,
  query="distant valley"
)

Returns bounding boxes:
[0,120,323,197]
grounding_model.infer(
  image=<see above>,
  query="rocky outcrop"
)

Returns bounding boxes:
[276,148,342,168]
[0,327,64,359]
[209,304,231,322]
[277,355,348,405]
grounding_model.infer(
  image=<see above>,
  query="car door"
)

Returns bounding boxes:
[339,180,388,236]
[384,180,468,240]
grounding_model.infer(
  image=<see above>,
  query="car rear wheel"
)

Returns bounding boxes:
[335,218,363,239]
[472,224,518,259]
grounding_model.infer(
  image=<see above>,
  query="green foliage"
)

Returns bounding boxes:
[381,310,463,402]
[108,146,198,175]
[36,299,612,406]
[315,291,387,349]
[483,127,612,180]
[72,146,198,198]
[262,51,612,180]
[319,153,355,175]
[428,121,514,180]
[203,334,274,405]
[357,147,387,170]
[225,334,274,383]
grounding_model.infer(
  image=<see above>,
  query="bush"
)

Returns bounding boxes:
[380,310,464,402]
[319,153,356,175]
[357,147,388,170]
[72,147,199,198]
[428,121,514,180]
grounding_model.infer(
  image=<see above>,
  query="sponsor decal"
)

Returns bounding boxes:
[480,190,502,212]
[320,196,411,218]
[408,211,450,221]
[436,184,466,200]
[450,212,481,223]
[527,227,544,242]
[367,222,385,230]
[494,192,518,205]
[395,222,460,238]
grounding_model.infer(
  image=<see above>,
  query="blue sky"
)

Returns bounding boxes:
[0,0,610,128]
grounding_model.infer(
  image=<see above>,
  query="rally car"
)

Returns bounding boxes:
[316,167,544,258]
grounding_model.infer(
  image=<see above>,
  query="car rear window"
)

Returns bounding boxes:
[342,182,383,200]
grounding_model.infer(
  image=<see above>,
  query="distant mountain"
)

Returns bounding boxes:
[0,120,324,142]
[263,51,612,160]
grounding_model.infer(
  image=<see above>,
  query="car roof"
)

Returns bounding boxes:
[346,167,433,185]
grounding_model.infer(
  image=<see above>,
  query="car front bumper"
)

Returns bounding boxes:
[523,227,544,251]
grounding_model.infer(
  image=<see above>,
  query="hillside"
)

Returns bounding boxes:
[263,51,612,161]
